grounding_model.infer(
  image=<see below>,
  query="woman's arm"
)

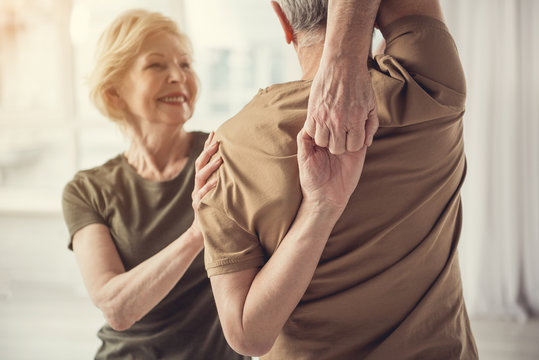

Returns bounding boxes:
[202,130,367,356]
[73,134,222,331]
[73,223,202,331]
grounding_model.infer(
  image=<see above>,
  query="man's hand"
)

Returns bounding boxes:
[305,57,378,155]
[304,0,381,155]
[297,129,367,210]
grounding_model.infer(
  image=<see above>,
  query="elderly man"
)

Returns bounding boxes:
[197,0,478,358]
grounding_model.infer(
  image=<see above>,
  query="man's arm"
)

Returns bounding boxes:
[210,201,344,356]
[305,0,381,154]
[199,130,367,356]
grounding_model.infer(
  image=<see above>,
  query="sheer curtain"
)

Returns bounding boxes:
[439,0,539,320]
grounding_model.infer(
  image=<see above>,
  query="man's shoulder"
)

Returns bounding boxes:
[203,80,307,250]
[371,15,466,128]
[216,80,311,153]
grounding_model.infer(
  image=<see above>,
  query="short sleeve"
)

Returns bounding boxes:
[371,15,466,127]
[198,202,265,277]
[62,178,107,249]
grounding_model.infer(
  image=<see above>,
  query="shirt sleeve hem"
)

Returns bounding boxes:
[206,255,265,277]
[67,219,108,250]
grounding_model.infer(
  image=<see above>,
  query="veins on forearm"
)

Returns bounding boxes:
[325,0,382,58]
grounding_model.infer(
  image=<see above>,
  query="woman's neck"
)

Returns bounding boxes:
[124,123,192,182]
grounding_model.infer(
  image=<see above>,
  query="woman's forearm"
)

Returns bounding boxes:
[93,226,203,330]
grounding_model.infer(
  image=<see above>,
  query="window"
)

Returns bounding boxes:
[0,0,299,213]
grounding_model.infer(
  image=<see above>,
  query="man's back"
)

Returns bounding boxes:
[200,15,477,359]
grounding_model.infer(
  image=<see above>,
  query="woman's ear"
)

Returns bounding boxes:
[105,87,125,110]
[271,1,294,44]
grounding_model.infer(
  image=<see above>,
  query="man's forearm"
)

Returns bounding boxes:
[244,203,341,343]
[211,202,344,356]
[306,0,381,154]
[324,0,381,61]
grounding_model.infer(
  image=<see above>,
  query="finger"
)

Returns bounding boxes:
[314,122,330,149]
[346,126,366,152]
[364,107,379,147]
[304,116,317,138]
[328,128,346,155]
[193,178,218,207]
[297,129,313,160]
[297,129,306,159]
[195,140,219,171]
[204,131,215,149]
[195,156,223,189]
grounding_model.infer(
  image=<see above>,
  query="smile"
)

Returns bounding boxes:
[159,95,187,103]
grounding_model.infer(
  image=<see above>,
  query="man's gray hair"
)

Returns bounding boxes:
[275,0,328,32]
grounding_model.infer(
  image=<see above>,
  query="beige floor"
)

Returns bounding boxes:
[471,317,539,360]
[1,282,538,360]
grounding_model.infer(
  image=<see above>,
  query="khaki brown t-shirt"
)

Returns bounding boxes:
[62,131,246,360]
[199,16,478,359]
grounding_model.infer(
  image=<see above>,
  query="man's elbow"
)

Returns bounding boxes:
[223,327,275,357]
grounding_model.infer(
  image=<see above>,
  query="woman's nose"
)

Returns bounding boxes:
[168,65,185,84]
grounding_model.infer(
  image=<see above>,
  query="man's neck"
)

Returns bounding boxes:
[295,40,325,81]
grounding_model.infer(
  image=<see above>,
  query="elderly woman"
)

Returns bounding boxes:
[61,10,246,360]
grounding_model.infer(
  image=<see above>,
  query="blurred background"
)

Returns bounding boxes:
[0,0,537,359]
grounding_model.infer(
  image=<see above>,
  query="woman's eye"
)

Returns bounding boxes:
[149,63,164,69]
[180,62,191,69]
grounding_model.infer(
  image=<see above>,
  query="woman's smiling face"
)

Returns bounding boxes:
[115,31,198,128]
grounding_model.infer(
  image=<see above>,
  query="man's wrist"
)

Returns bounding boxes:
[300,197,346,221]
[319,48,371,70]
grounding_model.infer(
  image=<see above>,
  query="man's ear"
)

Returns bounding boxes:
[271,1,294,44]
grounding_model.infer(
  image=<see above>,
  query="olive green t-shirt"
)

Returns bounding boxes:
[199,17,478,359]
[62,131,246,360]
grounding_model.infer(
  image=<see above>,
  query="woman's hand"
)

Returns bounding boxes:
[191,132,223,233]
[297,129,367,211]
